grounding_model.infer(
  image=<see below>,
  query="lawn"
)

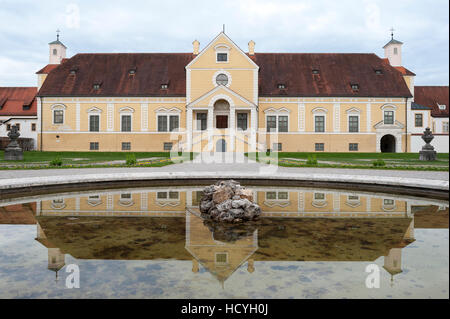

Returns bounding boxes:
[246,152,449,171]
[0,151,196,169]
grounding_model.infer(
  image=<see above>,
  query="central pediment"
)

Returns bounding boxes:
[187,85,257,109]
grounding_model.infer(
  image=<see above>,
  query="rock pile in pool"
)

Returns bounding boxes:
[199,180,261,223]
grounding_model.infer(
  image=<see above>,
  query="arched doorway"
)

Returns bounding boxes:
[216,139,226,152]
[214,99,230,129]
[380,134,396,153]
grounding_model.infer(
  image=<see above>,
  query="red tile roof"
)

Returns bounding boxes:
[37,52,413,98]
[0,87,37,116]
[36,64,61,74]
[414,86,449,117]
[254,53,412,97]
[38,53,194,97]
[393,66,416,76]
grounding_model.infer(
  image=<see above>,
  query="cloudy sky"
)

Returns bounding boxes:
[0,0,448,87]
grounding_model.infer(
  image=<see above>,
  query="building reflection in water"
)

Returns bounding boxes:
[0,186,448,286]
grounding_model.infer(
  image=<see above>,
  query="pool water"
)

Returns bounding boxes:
[0,185,448,298]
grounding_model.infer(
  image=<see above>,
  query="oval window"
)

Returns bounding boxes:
[216,74,228,86]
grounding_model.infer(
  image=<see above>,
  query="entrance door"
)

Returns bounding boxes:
[216,115,228,129]
[216,139,226,152]
[380,134,396,153]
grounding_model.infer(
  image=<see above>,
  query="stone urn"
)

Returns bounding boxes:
[419,128,437,161]
[4,125,23,161]
[199,180,261,223]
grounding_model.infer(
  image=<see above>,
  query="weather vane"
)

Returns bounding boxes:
[390,27,395,40]
[56,29,60,41]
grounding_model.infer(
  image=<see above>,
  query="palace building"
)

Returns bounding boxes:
[32,31,448,153]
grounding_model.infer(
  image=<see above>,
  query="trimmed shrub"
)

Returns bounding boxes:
[306,155,318,165]
[126,153,137,166]
[372,159,386,167]
[49,157,62,166]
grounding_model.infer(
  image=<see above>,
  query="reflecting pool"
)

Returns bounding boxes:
[0,186,448,298]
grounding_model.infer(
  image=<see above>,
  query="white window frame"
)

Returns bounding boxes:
[346,108,361,133]
[156,191,180,201]
[87,195,102,207]
[314,114,326,132]
[312,192,327,208]
[265,191,289,201]
[87,107,102,132]
[51,198,66,210]
[236,112,249,131]
[265,113,290,133]
[212,70,232,88]
[155,107,181,132]
[119,107,134,132]
[51,104,66,125]
[215,44,230,64]
[381,104,396,125]
[195,111,208,131]
[119,193,134,206]
[443,121,449,133]
[382,198,396,211]
[215,252,229,264]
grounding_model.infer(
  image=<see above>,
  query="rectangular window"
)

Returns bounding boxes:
[349,143,358,151]
[216,253,228,263]
[443,122,449,133]
[169,191,179,199]
[348,116,359,132]
[266,191,277,200]
[266,116,277,132]
[169,115,179,132]
[53,110,64,124]
[237,113,248,131]
[122,142,131,150]
[31,123,36,131]
[6,124,11,131]
[315,116,325,132]
[384,111,394,124]
[278,192,288,200]
[90,142,99,150]
[315,143,324,151]
[157,192,167,199]
[121,115,132,132]
[217,53,228,62]
[278,116,288,132]
[164,142,173,151]
[197,113,207,131]
[314,193,325,200]
[15,123,20,131]
[415,114,423,127]
[89,115,100,132]
[158,115,168,132]
[273,143,282,151]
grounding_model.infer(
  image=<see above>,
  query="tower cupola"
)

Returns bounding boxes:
[48,29,67,64]
[383,28,403,67]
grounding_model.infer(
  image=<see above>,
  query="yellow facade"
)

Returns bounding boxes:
[38,33,412,153]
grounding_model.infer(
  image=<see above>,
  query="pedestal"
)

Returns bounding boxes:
[419,150,436,161]
[4,147,23,160]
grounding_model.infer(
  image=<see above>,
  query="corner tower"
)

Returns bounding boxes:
[48,30,67,64]
[383,28,403,67]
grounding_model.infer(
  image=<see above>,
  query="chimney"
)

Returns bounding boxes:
[192,40,200,55]
[248,40,255,55]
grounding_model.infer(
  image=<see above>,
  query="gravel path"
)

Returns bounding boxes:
[0,157,448,181]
